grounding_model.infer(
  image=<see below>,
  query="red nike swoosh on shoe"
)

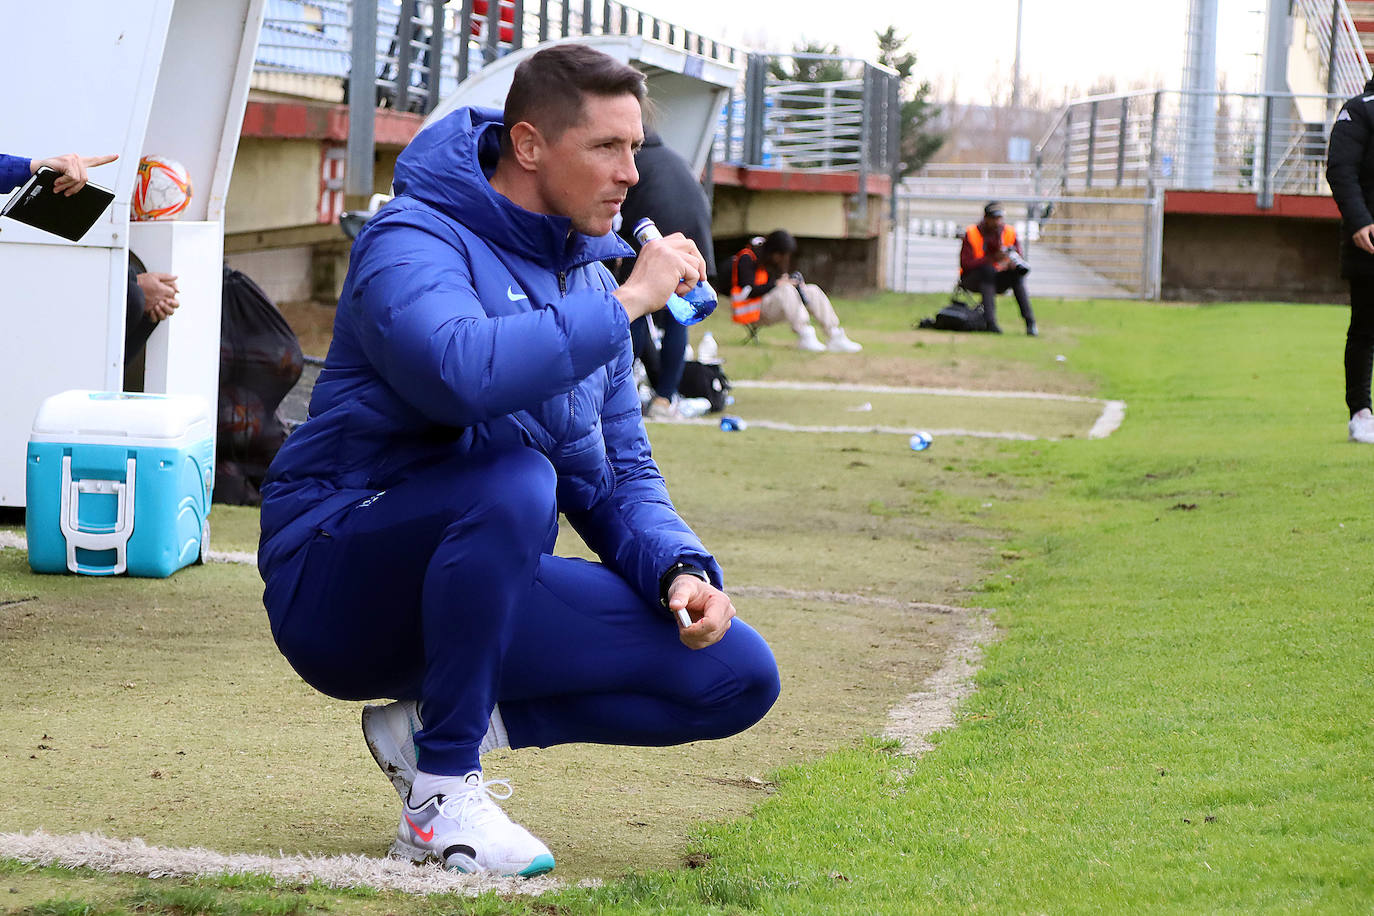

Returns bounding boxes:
[404,813,434,843]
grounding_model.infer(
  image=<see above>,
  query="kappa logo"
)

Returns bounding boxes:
[506,286,528,301]
[1338,110,1353,122]
[357,490,387,509]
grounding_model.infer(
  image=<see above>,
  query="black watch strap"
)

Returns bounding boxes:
[659,561,709,608]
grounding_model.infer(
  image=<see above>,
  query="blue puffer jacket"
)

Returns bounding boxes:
[259,106,721,606]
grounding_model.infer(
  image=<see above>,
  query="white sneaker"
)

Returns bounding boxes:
[362,700,509,802]
[392,772,555,876]
[796,325,827,352]
[1350,408,1374,443]
[643,396,683,422]
[827,328,862,353]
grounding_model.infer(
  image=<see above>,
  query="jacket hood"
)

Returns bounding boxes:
[392,106,632,268]
[1366,78,1374,94]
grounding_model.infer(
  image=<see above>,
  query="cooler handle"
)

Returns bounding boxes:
[58,455,136,575]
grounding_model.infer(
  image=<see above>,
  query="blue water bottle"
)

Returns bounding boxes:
[630,217,717,325]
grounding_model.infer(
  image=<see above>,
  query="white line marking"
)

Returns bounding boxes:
[885,608,998,755]
[0,530,258,567]
[208,549,258,565]
[731,378,1110,404]
[1089,400,1127,439]
[718,379,1126,441]
[653,416,1044,440]
[0,531,257,568]
[0,830,575,896]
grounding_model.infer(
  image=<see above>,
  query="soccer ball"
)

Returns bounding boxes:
[132,155,193,221]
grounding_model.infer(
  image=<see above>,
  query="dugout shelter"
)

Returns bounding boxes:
[0,0,265,506]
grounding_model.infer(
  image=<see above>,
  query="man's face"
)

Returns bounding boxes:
[531,92,643,236]
[985,213,1005,234]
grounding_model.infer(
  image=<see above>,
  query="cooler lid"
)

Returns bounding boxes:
[31,390,212,441]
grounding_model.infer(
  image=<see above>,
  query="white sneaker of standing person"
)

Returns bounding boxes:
[362,699,509,802]
[392,770,555,877]
[1350,408,1374,443]
[827,328,862,353]
[796,325,827,352]
[643,395,684,422]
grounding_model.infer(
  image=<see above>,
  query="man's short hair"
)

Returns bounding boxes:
[503,43,647,147]
[984,202,1005,219]
[760,229,797,257]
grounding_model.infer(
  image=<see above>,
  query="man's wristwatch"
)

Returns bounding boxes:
[659,561,709,609]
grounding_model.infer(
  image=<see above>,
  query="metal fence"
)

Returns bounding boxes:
[255,1,899,176]
[256,0,745,113]
[888,190,1162,300]
[1034,88,1345,207]
[713,55,900,175]
[1294,0,1371,98]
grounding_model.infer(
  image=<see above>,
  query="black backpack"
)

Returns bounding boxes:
[677,360,731,412]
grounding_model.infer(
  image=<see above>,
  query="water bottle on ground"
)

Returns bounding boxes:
[697,331,720,365]
[630,218,717,325]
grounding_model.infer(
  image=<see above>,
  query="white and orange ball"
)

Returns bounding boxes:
[132,155,193,221]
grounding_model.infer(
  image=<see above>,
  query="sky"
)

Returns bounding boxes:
[628,0,1268,104]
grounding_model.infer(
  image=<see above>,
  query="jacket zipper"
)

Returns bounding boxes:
[559,271,572,423]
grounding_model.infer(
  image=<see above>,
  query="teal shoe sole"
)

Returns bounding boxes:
[517,854,556,877]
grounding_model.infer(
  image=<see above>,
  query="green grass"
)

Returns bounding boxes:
[6,294,1374,912]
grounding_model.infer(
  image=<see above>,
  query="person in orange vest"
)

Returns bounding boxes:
[959,202,1038,336]
[730,230,862,352]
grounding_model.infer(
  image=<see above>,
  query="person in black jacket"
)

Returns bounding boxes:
[1326,80,1374,443]
[615,131,715,420]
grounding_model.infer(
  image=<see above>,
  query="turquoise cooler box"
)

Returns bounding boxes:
[26,391,214,577]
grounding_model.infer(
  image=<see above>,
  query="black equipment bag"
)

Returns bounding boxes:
[919,299,988,333]
[677,360,731,412]
[216,267,304,505]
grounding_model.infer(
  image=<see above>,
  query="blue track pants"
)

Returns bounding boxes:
[265,446,780,775]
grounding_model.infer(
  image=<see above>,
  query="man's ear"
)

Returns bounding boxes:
[507,121,543,171]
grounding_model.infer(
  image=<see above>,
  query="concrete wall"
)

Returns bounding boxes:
[225,138,323,233]
[711,186,886,293]
[1161,212,1345,302]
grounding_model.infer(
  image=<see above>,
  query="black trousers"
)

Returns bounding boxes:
[960,265,1035,331]
[1346,277,1374,416]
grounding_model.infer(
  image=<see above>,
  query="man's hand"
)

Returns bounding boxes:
[31,153,118,197]
[136,272,180,321]
[613,232,706,322]
[1354,224,1374,255]
[666,574,735,650]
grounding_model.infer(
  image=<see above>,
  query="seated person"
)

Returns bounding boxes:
[959,202,1037,336]
[729,230,861,352]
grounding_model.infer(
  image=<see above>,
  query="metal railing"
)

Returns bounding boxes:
[901,163,1038,198]
[713,54,900,176]
[256,0,743,113]
[1294,0,1371,98]
[1035,88,1345,206]
[255,1,899,179]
